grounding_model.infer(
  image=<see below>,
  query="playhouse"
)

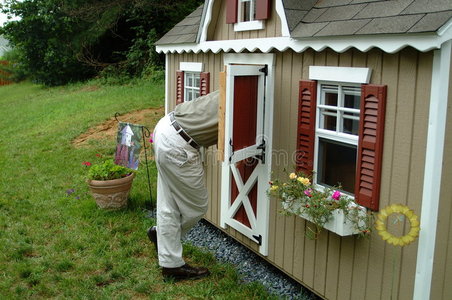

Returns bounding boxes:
[155,1,452,299]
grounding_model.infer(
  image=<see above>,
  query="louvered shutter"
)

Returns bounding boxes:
[355,84,387,211]
[296,80,317,176]
[200,72,210,96]
[176,71,184,105]
[226,0,238,24]
[256,0,271,20]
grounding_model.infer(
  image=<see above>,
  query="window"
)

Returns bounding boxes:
[296,67,387,211]
[239,0,256,22]
[316,83,361,194]
[226,0,270,32]
[184,72,200,102]
[176,62,210,105]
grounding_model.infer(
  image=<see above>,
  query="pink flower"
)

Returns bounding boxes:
[304,189,313,197]
[149,133,154,143]
[332,190,341,200]
[82,161,92,166]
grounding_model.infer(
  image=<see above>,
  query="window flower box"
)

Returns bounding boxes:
[269,172,373,239]
[282,200,367,237]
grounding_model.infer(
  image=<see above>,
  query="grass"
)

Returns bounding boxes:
[0,80,276,299]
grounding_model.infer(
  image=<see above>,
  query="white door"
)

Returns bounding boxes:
[220,63,273,256]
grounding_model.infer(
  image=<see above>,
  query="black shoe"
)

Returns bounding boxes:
[162,264,210,280]
[147,226,158,252]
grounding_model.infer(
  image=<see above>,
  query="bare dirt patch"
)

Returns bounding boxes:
[73,107,165,147]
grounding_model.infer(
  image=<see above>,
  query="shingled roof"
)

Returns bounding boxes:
[156,0,452,45]
[288,0,452,38]
[155,4,204,45]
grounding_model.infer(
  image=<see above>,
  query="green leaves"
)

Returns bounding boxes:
[1,0,203,85]
[87,159,134,181]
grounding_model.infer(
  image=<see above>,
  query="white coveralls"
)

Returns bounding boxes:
[153,114,208,268]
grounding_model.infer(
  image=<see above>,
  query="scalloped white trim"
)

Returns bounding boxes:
[157,26,452,55]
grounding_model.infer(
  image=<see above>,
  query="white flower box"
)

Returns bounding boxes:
[282,201,366,237]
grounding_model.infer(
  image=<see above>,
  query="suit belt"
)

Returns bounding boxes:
[169,112,200,149]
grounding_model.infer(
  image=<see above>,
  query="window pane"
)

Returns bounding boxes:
[317,139,356,193]
[344,93,360,109]
[343,118,359,135]
[243,1,251,21]
[320,109,336,131]
[195,74,200,87]
[186,90,192,101]
[194,90,200,99]
[324,92,338,106]
[187,75,193,86]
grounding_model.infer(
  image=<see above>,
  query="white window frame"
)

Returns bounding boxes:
[179,62,203,102]
[309,66,371,197]
[184,72,201,102]
[234,0,264,32]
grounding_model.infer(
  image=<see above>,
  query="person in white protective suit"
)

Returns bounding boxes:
[147,90,219,280]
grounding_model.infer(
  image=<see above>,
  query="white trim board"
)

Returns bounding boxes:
[199,0,214,42]
[309,66,371,84]
[157,26,452,54]
[275,0,290,37]
[164,55,170,115]
[413,40,451,300]
[234,20,264,32]
[179,62,203,72]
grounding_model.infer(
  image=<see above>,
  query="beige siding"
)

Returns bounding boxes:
[431,46,452,300]
[208,0,281,41]
[166,48,435,299]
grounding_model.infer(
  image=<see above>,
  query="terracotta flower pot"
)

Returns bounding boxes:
[88,173,135,209]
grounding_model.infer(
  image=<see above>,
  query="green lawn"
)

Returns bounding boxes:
[0,81,274,299]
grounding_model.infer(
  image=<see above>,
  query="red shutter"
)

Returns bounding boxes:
[226,0,238,24]
[296,80,317,176]
[200,72,210,96]
[256,0,271,20]
[355,84,387,211]
[176,70,184,105]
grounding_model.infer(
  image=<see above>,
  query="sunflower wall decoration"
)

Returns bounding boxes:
[375,204,420,246]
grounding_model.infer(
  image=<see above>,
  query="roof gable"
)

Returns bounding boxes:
[155,0,452,54]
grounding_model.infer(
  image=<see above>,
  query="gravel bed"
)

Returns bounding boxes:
[183,220,318,300]
[147,210,318,299]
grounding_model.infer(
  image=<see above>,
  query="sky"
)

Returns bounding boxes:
[0,0,5,26]
[0,13,7,27]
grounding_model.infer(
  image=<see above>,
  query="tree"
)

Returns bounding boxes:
[0,0,203,85]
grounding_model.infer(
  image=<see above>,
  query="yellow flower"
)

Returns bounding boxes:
[289,173,297,180]
[270,185,279,191]
[297,177,310,185]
